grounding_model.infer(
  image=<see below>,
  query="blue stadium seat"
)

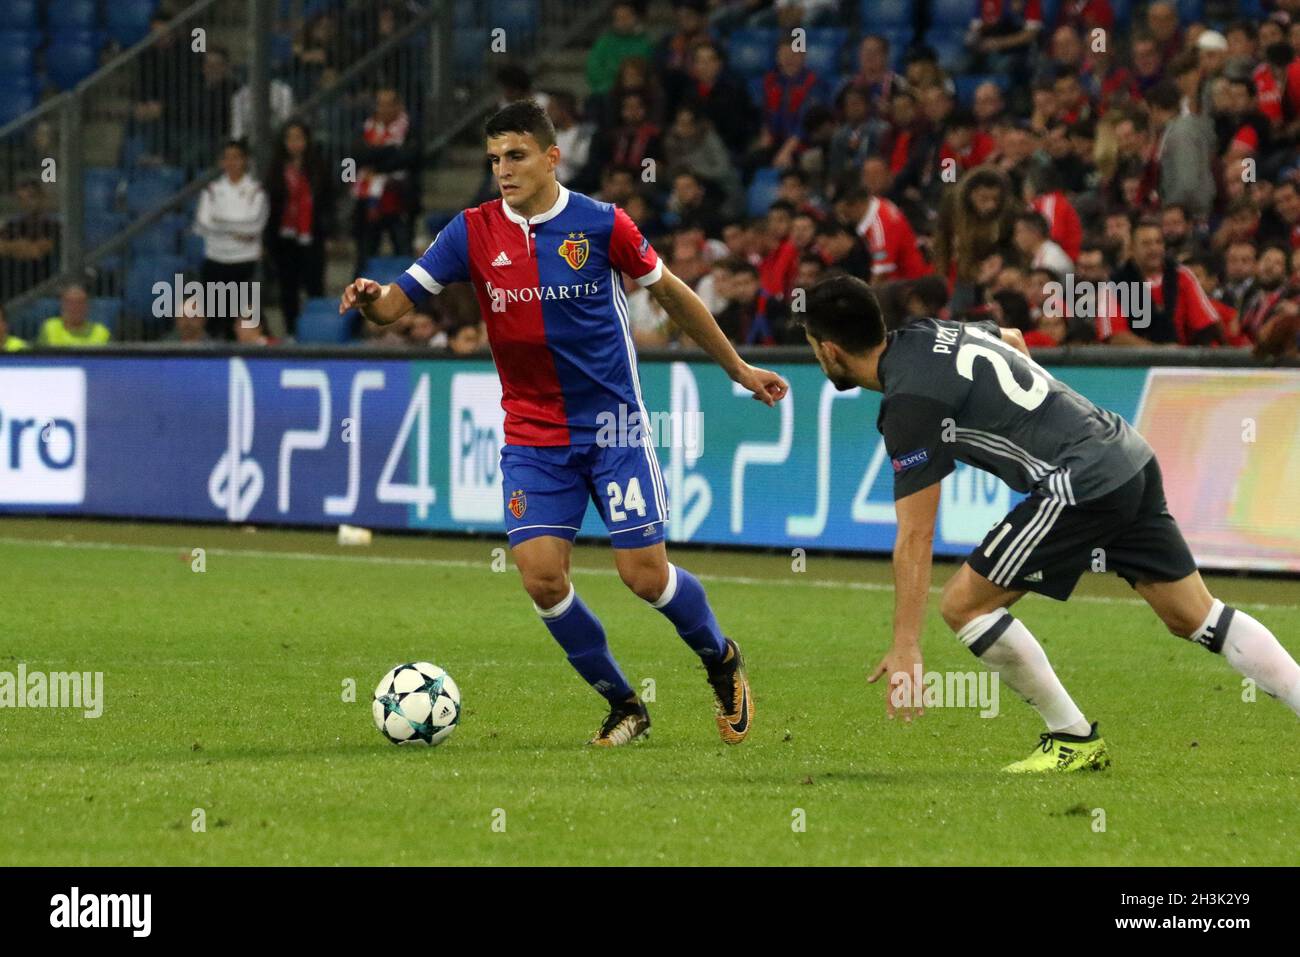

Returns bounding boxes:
[746,168,781,218]
[727,28,777,77]
[0,27,40,51]
[804,28,847,76]
[453,0,480,27]
[48,27,106,49]
[129,213,186,257]
[46,41,98,89]
[49,0,97,31]
[125,167,185,214]
[363,257,411,283]
[1174,0,1204,22]
[452,29,488,73]
[1040,0,1061,28]
[930,0,974,28]
[297,300,354,344]
[126,254,187,318]
[182,230,205,270]
[425,211,456,237]
[83,166,124,212]
[88,297,122,336]
[879,28,914,71]
[0,0,39,31]
[861,0,913,29]
[0,88,35,124]
[954,73,1007,105]
[12,297,58,339]
[105,0,155,48]
[922,28,966,66]
[493,0,537,34]
[0,43,33,77]
[84,211,126,250]
[1110,0,1133,26]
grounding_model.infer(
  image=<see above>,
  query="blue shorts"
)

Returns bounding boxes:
[500,442,668,549]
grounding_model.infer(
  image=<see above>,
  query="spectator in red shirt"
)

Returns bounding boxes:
[1186,253,1251,346]
[1025,165,1083,260]
[1107,219,1225,345]
[1052,0,1114,34]
[837,186,931,283]
[966,0,1044,91]
[758,199,800,302]
[940,109,995,177]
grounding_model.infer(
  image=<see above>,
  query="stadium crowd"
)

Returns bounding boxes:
[5,0,1300,357]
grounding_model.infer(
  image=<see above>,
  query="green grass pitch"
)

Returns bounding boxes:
[1,516,1297,866]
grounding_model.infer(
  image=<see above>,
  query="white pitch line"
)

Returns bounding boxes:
[0,535,1296,611]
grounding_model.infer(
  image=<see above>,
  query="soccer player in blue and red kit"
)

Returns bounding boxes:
[340,101,789,746]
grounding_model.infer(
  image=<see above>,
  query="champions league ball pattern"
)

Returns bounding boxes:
[372,662,461,746]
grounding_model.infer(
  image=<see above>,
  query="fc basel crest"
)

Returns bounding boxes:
[558,232,588,270]
[508,489,527,519]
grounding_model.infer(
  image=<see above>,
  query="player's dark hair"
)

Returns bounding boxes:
[802,275,887,354]
[484,99,556,150]
[992,290,1032,332]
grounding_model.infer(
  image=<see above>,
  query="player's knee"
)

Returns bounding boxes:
[619,561,668,603]
[939,580,975,633]
[521,569,570,611]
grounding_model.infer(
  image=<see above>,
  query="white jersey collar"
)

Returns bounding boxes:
[502,183,570,226]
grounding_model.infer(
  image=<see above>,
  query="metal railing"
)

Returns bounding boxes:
[0,0,613,343]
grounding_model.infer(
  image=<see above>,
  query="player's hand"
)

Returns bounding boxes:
[867,643,925,722]
[735,364,789,407]
[340,278,382,314]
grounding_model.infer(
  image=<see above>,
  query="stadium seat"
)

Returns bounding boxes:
[125,167,186,214]
[493,0,537,35]
[727,28,778,78]
[861,0,913,30]
[84,211,127,251]
[88,297,122,336]
[425,211,456,237]
[0,42,33,78]
[452,29,488,73]
[126,254,187,318]
[363,257,411,283]
[11,297,58,339]
[929,0,974,29]
[129,213,186,257]
[1173,0,1204,21]
[182,230,205,270]
[105,0,156,48]
[453,0,480,27]
[746,168,781,218]
[922,28,966,66]
[46,41,99,89]
[879,28,914,71]
[49,0,97,31]
[1110,0,1133,25]
[804,28,847,76]
[0,88,35,124]
[955,73,1007,105]
[0,0,38,31]
[83,167,124,213]
[296,300,354,344]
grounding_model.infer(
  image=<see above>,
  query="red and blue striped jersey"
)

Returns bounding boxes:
[395,185,663,446]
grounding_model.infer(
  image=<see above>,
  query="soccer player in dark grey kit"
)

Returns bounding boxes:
[800,275,1300,772]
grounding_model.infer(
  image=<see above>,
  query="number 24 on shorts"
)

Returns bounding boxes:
[606,478,647,522]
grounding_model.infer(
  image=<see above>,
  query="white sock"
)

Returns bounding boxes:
[958,609,1092,736]
[1194,600,1300,717]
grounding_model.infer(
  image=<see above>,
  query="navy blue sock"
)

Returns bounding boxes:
[536,586,633,703]
[650,565,727,662]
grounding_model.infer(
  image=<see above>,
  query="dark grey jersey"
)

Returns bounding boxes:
[878,318,1153,502]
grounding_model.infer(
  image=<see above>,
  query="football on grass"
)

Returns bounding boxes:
[372,662,461,746]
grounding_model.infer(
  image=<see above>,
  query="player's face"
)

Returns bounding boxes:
[805,330,857,391]
[486,132,558,212]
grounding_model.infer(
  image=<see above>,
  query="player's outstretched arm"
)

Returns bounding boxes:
[647,267,789,406]
[339,279,414,326]
[867,482,941,721]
